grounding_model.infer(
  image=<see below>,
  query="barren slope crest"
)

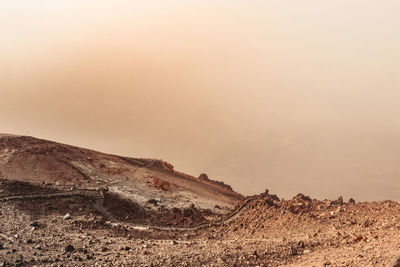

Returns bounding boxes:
[0,134,243,213]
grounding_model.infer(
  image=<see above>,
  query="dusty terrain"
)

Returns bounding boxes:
[0,134,242,212]
[1,134,400,266]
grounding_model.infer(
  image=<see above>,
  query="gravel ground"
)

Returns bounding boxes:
[1,189,400,266]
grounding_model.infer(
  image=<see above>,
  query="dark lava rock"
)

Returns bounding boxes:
[289,247,298,256]
[30,222,39,228]
[65,245,75,253]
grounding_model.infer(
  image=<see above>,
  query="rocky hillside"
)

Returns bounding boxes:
[202,191,400,266]
[1,134,400,266]
[0,134,243,213]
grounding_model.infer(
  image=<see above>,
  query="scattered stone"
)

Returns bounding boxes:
[30,222,39,228]
[63,214,71,220]
[147,199,158,206]
[1,166,400,266]
[336,207,344,213]
[294,193,312,202]
[253,250,259,259]
[289,247,298,256]
[65,245,75,253]
[198,173,209,180]
[265,198,275,207]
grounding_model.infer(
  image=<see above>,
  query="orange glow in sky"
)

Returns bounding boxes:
[1,1,400,200]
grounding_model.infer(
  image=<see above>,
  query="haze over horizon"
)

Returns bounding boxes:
[1,1,400,200]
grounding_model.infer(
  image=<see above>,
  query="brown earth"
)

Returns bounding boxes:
[0,134,243,213]
[1,182,400,266]
[1,134,400,266]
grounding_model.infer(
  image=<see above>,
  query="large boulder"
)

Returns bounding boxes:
[199,173,209,181]
[151,176,171,191]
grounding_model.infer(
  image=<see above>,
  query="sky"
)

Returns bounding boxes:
[1,1,400,200]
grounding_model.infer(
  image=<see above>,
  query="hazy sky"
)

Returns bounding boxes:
[1,1,400,200]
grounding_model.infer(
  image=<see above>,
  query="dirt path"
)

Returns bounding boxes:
[0,189,257,231]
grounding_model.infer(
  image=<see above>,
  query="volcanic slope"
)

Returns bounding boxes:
[0,134,242,216]
[3,134,400,266]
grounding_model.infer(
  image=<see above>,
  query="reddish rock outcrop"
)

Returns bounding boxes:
[151,176,171,191]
